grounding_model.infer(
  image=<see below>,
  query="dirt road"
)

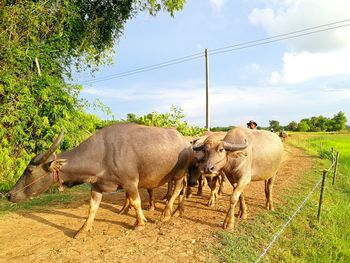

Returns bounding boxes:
[0,143,314,263]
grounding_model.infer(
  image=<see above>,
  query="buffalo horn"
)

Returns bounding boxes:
[223,140,248,151]
[192,140,205,151]
[32,129,65,164]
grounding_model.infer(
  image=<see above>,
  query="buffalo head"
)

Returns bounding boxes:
[192,135,248,176]
[8,130,66,203]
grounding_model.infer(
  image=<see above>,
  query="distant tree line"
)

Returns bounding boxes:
[268,112,348,132]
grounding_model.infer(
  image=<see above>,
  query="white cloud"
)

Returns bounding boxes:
[269,48,350,84]
[249,0,350,84]
[209,0,226,12]
[249,0,350,52]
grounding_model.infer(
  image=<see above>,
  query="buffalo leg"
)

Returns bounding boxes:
[119,192,131,214]
[75,187,102,238]
[161,178,184,222]
[186,184,192,198]
[125,187,147,229]
[237,193,247,219]
[265,176,275,210]
[196,174,203,196]
[174,177,187,217]
[147,189,155,211]
[223,180,248,229]
[208,176,219,207]
[120,189,154,213]
[218,173,227,195]
[162,181,173,201]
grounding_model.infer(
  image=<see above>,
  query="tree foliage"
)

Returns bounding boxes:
[0,0,186,192]
[281,112,348,132]
[124,106,204,136]
[269,120,281,132]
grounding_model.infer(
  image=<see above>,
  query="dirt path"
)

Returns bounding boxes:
[0,143,314,263]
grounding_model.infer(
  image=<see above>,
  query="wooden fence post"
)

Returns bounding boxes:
[317,170,327,222]
[332,152,340,186]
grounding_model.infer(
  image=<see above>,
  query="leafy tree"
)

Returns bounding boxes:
[328,111,347,131]
[286,121,298,131]
[297,120,310,132]
[269,120,281,132]
[0,0,186,191]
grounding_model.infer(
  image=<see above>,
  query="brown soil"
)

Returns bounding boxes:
[0,143,314,263]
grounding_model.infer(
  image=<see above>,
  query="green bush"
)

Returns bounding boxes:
[124,106,204,136]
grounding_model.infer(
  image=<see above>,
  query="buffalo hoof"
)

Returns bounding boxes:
[266,205,274,211]
[207,199,216,207]
[240,213,247,219]
[74,229,90,239]
[148,205,155,212]
[187,193,192,199]
[222,221,234,230]
[222,216,235,230]
[161,216,171,222]
[172,208,184,218]
[134,224,145,231]
[119,206,130,215]
[161,210,172,222]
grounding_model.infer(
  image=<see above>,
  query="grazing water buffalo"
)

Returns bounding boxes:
[190,127,283,229]
[190,132,227,206]
[8,123,193,237]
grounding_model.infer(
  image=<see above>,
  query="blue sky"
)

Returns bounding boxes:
[76,0,350,128]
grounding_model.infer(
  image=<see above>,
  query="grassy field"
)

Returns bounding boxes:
[215,132,350,262]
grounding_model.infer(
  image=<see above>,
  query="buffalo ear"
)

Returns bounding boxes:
[49,159,67,172]
[230,151,247,159]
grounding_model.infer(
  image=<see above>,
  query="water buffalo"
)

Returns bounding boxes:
[189,132,229,206]
[190,127,283,229]
[8,123,193,237]
[279,130,288,141]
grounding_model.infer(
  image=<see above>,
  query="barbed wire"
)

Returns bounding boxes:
[254,176,323,262]
[254,155,338,263]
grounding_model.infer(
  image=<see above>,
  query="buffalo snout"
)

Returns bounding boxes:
[204,164,215,174]
[7,189,27,203]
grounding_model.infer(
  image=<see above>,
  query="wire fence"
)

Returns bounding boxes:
[254,148,340,263]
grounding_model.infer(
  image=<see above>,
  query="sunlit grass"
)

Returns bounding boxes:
[0,184,90,216]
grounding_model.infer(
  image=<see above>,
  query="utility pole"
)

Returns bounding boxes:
[205,49,210,131]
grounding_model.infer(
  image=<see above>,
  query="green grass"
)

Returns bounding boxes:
[214,133,350,263]
[0,184,90,216]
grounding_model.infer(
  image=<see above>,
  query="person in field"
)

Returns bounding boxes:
[247,120,257,129]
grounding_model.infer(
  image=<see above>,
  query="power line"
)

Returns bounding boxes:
[80,52,203,84]
[210,22,350,56]
[81,19,350,84]
[210,18,350,54]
